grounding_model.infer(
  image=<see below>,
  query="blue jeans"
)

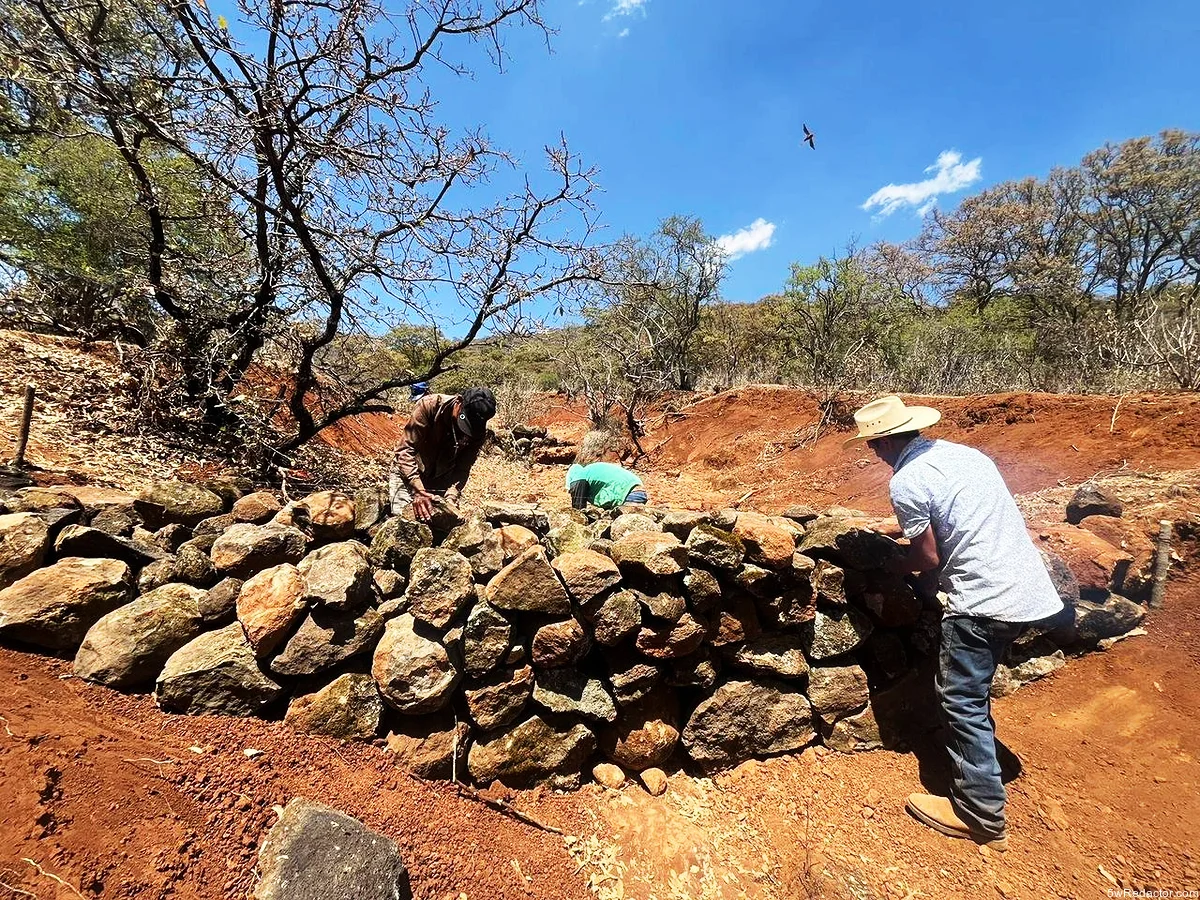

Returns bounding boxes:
[937,615,1025,839]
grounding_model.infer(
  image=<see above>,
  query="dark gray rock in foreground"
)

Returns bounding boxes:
[682,678,815,770]
[254,798,410,900]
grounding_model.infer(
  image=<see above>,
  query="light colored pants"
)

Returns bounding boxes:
[388,475,413,516]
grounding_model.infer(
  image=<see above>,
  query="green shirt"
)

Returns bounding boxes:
[566,462,643,509]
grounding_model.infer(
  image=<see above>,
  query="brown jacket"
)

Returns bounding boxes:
[391,394,485,496]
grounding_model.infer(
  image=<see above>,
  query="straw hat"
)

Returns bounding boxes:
[843,395,941,446]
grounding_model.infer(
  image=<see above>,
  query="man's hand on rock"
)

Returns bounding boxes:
[412,491,435,522]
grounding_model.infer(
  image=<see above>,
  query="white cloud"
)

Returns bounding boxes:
[717,218,777,260]
[604,0,648,20]
[617,27,630,37]
[861,150,982,218]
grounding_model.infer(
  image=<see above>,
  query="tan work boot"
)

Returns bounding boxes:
[905,793,1009,852]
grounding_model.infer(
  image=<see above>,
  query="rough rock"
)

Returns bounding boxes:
[1010,650,1067,684]
[733,512,796,569]
[231,492,282,524]
[864,631,908,681]
[372,614,460,714]
[482,502,550,533]
[153,523,192,554]
[156,623,283,716]
[200,477,251,507]
[547,522,593,556]
[531,618,591,668]
[353,486,386,532]
[373,569,406,601]
[734,563,779,598]
[593,762,626,789]
[295,490,357,542]
[90,507,135,537]
[386,718,469,780]
[399,495,465,538]
[404,548,475,629]
[592,589,643,647]
[271,606,383,677]
[812,561,846,605]
[803,607,874,660]
[298,541,371,610]
[636,589,686,622]
[552,550,622,611]
[534,668,617,723]
[1072,594,1146,646]
[173,542,218,586]
[30,506,85,541]
[73,583,206,688]
[825,705,883,753]
[640,767,669,796]
[1078,515,1156,600]
[468,715,596,789]
[55,524,164,569]
[368,518,433,572]
[236,564,307,658]
[442,519,504,578]
[462,601,514,675]
[464,665,534,731]
[861,579,921,628]
[497,524,540,560]
[253,798,410,900]
[0,557,132,650]
[211,523,307,579]
[136,481,225,528]
[608,656,662,706]
[682,679,815,770]
[194,513,236,540]
[661,510,709,538]
[9,487,82,513]
[667,648,720,691]
[1066,485,1124,524]
[635,611,707,659]
[485,547,570,615]
[798,518,903,569]
[0,512,49,590]
[1038,525,1133,595]
[756,585,816,632]
[200,577,242,624]
[683,568,722,614]
[609,513,661,543]
[807,664,870,726]
[782,504,820,525]
[611,532,687,578]
[710,594,762,647]
[729,634,810,680]
[598,688,679,771]
[285,674,383,741]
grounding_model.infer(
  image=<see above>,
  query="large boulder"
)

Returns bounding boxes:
[1038,525,1132,595]
[253,798,411,900]
[211,523,307,579]
[297,541,371,610]
[597,688,679,771]
[533,669,617,723]
[0,512,50,589]
[8,486,82,513]
[464,665,535,732]
[371,614,460,714]
[404,548,475,630]
[798,518,903,569]
[237,564,307,658]
[484,547,570,615]
[609,513,661,543]
[156,622,284,716]
[73,583,206,688]
[231,491,281,525]
[386,717,470,780]
[728,634,810,680]
[468,715,596,789]
[1072,593,1146,647]
[1066,485,1123,524]
[462,600,514,676]
[54,524,164,569]
[807,664,870,727]
[531,618,591,668]
[135,481,225,528]
[610,532,687,578]
[802,607,874,660]
[1078,515,1156,601]
[295,491,357,543]
[285,674,383,741]
[368,518,433,572]
[733,512,796,569]
[682,679,815,770]
[551,550,622,610]
[684,525,745,571]
[0,557,132,650]
[635,611,707,659]
[441,519,504,579]
[270,606,384,677]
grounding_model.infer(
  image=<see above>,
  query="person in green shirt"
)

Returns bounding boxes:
[566,462,648,510]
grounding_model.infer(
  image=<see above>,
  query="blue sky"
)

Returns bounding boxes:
[427,0,1200,303]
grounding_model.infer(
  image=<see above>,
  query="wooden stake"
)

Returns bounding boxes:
[12,383,35,468]
[1149,519,1173,609]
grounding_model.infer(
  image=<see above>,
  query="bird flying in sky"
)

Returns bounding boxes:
[803,123,815,150]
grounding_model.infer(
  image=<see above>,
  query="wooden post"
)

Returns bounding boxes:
[11,383,35,469]
[1149,519,1173,610]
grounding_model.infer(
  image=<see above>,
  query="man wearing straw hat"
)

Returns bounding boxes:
[845,395,1064,852]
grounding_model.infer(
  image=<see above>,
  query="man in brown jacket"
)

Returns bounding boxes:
[389,387,496,521]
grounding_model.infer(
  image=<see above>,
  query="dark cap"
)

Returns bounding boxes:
[457,386,497,437]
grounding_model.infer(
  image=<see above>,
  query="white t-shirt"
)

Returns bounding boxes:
[889,437,1064,623]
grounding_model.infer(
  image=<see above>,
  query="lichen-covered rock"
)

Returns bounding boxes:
[172,542,218,587]
[386,717,469,780]
[156,623,283,716]
[368,518,433,572]
[0,512,49,590]
[635,589,686,622]
[253,798,411,900]
[635,611,706,659]
[552,549,622,611]
[295,490,357,542]
[803,607,874,660]
[608,655,662,706]
[682,679,815,770]
[482,502,550,534]
[464,665,534,731]
[90,507,136,538]
[598,688,679,771]
[484,547,570,615]
[285,674,383,741]
[798,518,903,569]
[462,600,513,675]
[468,715,596,789]
[531,618,591,668]
[1066,485,1123,524]
[812,560,846,605]
[231,491,281,524]
[592,589,642,647]
[533,669,617,723]
[729,634,810,680]
[271,606,383,677]
[404,548,475,629]
[8,486,82,513]
[733,512,795,569]
[825,705,883,753]
[1072,593,1146,646]
[547,521,593,557]
[611,532,687,578]
[298,541,371,610]
[211,523,307,579]
[442,519,504,578]
[74,583,206,688]
[371,614,460,714]
[237,564,307,658]
[683,568,722,614]
[807,664,870,726]
[0,557,132,650]
[135,481,225,528]
[609,513,661,543]
[661,510,709,538]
